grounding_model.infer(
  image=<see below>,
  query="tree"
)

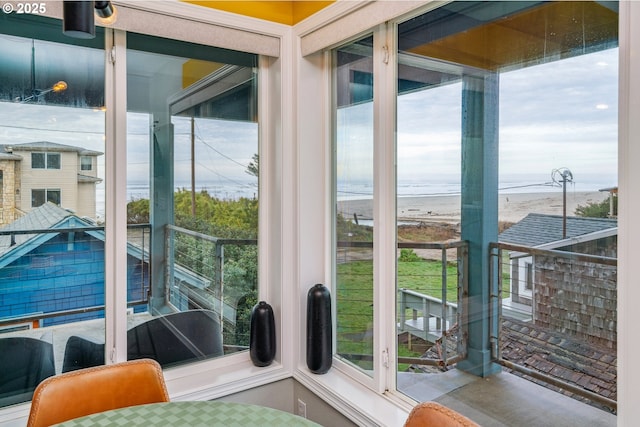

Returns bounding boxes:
[127,198,149,224]
[575,195,617,218]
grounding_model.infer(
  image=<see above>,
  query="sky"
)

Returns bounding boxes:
[337,47,618,198]
[0,36,618,216]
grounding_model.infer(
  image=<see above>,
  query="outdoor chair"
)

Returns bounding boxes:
[27,358,169,427]
[0,336,55,407]
[62,309,224,372]
[127,309,224,367]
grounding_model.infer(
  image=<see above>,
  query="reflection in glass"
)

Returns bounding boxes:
[333,36,375,375]
[126,34,258,366]
[395,1,618,411]
[0,16,106,407]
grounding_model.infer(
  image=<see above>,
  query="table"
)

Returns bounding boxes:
[53,401,322,426]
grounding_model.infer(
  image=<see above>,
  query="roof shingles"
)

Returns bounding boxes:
[499,213,617,247]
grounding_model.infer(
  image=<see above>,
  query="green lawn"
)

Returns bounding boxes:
[335,257,458,369]
[335,254,510,370]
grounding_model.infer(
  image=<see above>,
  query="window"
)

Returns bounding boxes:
[31,152,45,169]
[0,13,106,408]
[47,153,60,169]
[393,0,617,408]
[330,0,618,412]
[80,156,92,171]
[525,262,533,291]
[333,35,375,376]
[31,152,60,169]
[126,32,259,364]
[31,189,61,207]
[0,5,279,412]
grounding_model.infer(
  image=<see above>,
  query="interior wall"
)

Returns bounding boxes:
[214,378,357,427]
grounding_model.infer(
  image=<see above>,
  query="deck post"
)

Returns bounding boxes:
[455,72,501,377]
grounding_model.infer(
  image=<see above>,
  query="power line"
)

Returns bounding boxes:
[193,121,251,169]
[0,123,105,135]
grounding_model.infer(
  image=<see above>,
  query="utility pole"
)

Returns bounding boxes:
[552,168,573,239]
[191,117,196,217]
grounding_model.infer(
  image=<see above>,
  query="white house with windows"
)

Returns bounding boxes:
[0,142,102,224]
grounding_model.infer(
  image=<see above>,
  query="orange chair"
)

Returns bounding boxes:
[404,401,480,427]
[27,359,169,427]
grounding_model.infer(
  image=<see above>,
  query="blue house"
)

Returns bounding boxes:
[0,203,149,329]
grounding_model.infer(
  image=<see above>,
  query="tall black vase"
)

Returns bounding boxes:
[306,284,332,374]
[249,301,276,367]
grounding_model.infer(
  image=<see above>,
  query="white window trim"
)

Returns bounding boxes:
[297,0,440,56]
[617,1,640,424]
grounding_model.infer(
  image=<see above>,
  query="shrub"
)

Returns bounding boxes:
[399,248,421,262]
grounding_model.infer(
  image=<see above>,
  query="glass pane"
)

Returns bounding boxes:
[396,1,618,413]
[31,190,45,208]
[333,36,375,375]
[47,190,61,205]
[46,153,60,169]
[31,153,45,169]
[126,34,258,367]
[0,15,105,407]
[396,59,463,380]
[81,156,92,171]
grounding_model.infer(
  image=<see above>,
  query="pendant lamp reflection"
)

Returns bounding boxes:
[63,1,95,39]
[18,81,68,104]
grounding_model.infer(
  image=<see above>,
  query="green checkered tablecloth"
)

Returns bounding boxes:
[54,401,322,426]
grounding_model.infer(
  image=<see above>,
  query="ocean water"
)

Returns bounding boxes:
[94,176,616,221]
[339,175,617,202]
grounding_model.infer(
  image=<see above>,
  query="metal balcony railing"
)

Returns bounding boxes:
[336,240,468,369]
[164,224,258,352]
[490,242,617,412]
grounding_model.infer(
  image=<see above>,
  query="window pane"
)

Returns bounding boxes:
[81,156,92,171]
[333,36,374,375]
[395,1,618,412]
[0,14,105,407]
[47,189,61,205]
[47,153,60,169]
[126,33,258,367]
[31,153,45,169]
[31,189,45,207]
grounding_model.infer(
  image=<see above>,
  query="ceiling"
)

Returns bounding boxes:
[400,1,618,72]
[184,1,335,25]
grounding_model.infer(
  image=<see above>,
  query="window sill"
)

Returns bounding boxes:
[294,365,412,426]
[164,353,291,401]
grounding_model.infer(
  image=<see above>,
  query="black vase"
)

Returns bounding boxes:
[306,283,332,374]
[249,301,276,367]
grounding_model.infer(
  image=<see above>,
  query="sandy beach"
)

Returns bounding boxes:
[338,191,611,225]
